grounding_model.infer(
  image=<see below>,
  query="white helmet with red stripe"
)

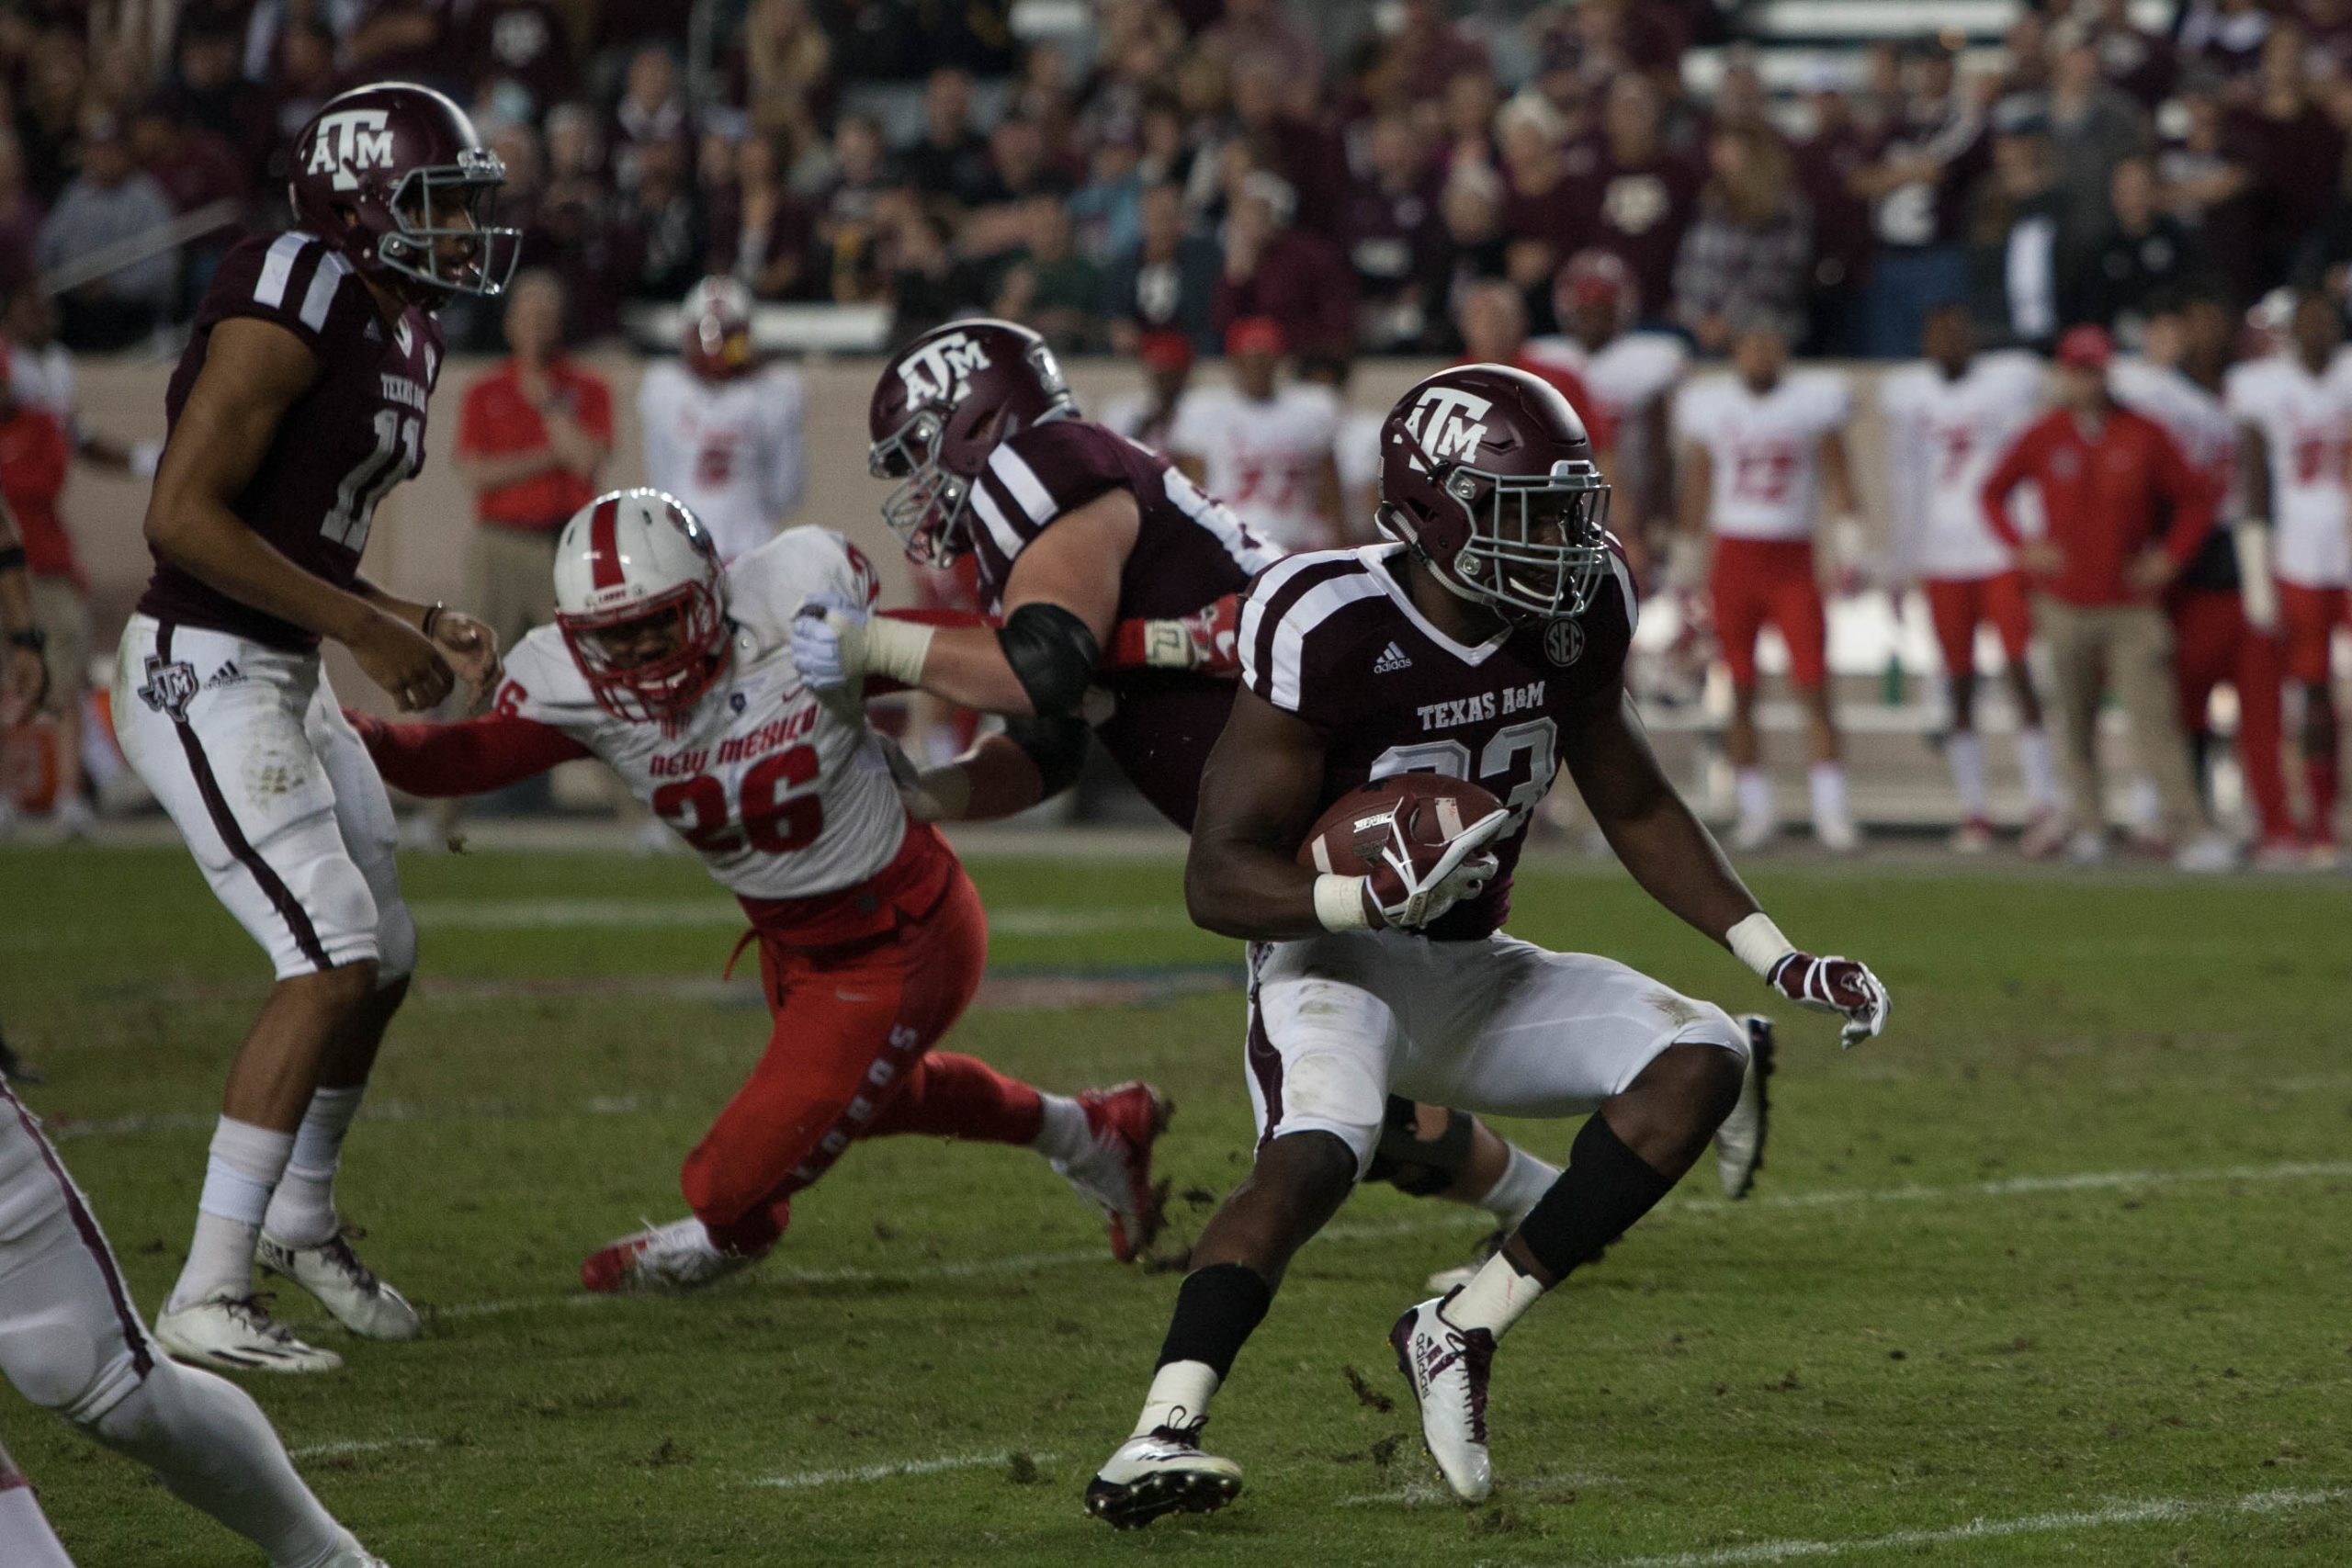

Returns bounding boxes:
[554,488,729,723]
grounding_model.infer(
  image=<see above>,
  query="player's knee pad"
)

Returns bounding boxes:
[1364,1099,1476,1197]
[0,1302,146,1426]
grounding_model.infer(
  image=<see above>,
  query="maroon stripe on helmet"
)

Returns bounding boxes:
[1246,557,1361,704]
[5,1079,154,1380]
[587,495,625,591]
[156,623,333,972]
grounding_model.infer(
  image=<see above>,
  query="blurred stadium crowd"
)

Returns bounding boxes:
[0,0,2347,357]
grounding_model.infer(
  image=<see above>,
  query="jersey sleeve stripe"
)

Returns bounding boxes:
[967,475,1029,563]
[1268,572,1385,712]
[1237,551,1340,697]
[989,445,1059,526]
[252,231,311,310]
[298,250,352,333]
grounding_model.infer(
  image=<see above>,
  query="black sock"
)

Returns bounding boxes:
[1155,1261,1273,1378]
[1512,1112,1677,1282]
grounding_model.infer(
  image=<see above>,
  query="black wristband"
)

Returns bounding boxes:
[0,544,25,574]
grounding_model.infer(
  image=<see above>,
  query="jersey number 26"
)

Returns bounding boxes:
[650,746,823,855]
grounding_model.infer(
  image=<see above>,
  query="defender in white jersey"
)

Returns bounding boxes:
[638,276,807,563]
[1672,320,1863,851]
[2230,293,2352,854]
[1528,252,1688,558]
[1878,305,2059,850]
[1168,317,1345,551]
[0,1080,386,1566]
[356,491,1170,1290]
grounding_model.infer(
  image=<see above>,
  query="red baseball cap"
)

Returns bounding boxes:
[1137,329,1193,372]
[2055,323,2113,370]
[1224,316,1285,358]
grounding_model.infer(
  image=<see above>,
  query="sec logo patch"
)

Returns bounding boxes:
[1544,620,1584,667]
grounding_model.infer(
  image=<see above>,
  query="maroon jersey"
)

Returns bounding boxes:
[965,416,1281,829]
[1239,543,1637,941]
[138,230,445,651]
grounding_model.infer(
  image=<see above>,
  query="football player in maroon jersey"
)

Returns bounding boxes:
[1069,365,1889,1524]
[796,320,1587,1268]
[108,83,515,1372]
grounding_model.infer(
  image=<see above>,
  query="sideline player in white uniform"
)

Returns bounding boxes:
[638,276,808,564]
[353,492,1170,1289]
[1879,303,2059,851]
[2233,292,2352,858]
[1079,365,1888,1527]
[0,1079,387,1566]
[1169,317,1344,551]
[1673,319,1863,852]
[1528,251,1687,561]
[107,84,513,1371]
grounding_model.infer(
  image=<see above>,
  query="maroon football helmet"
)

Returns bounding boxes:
[1376,363,1612,619]
[867,318,1076,566]
[288,82,519,307]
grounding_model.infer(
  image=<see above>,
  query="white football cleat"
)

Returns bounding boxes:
[2173,832,2238,874]
[1389,1292,1495,1503]
[320,1528,390,1567]
[1729,814,1778,853]
[258,1229,421,1341]
[153,1292,344,1373]
[1083,1420,1242,1529]
[580,1216,757,1295]
[1054,1082,1173,1262]
[1814,813,1861,854]
[1713,1015,1775,1200]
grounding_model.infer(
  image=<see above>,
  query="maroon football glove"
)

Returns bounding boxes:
[1765,953,1890,1047]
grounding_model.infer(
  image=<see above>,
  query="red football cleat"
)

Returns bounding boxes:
[1056,1082,1174,1263]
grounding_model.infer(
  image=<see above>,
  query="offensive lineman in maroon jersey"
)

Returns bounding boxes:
[108,83,515,1371]
[793,320,1582,1258]
[1073,366,1889,1523]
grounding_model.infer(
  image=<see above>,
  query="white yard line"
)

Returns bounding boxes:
[752,1450,1058,1490]
[288,1437,438,1461]
[1552,1485,2351,1568]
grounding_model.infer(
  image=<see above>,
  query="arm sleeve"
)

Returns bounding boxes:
[346,708,593,797]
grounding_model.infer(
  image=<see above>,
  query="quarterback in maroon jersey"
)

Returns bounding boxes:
[794,320,1583,1258]
[1076,365,1889,1525]
[108,82,515,1372]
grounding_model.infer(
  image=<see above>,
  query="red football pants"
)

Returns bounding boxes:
[1712,537,1828,690]
[681,866,1041,1255]
[2171,590,2292,843]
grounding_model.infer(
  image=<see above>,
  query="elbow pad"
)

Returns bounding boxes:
[1001,713,1090,799]
[997,602,1101,715]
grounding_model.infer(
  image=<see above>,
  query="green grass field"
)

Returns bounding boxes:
[9,842,2352,1566]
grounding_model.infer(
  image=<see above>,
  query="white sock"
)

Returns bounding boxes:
[262,1085,366,1247]
[0,1482,74,1568]
[1442,1248,1547,1341]
[1134,1359,1219,1438]
[1735,766,1773,825]
[1477,1145,1559,1231]
[2016,727,2059,809]
[171,1119,293,1310]
[1946,730,1988,818]
[2129,776,2161,832]
[1809,761,1850,828]
[1031,1094,1092,1165]
[88,1360,346,1568]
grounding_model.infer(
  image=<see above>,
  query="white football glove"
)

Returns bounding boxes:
[1364,807,1510,931]
[789,592,865,691]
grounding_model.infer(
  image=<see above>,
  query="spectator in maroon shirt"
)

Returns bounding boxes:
[128,96,246,303]
[1215,170,1358,356]
[1226,51,1350,238]
[709,130,814,300]
[1342,107,1447,352]
[1434,66,1501,182]
[1562,74,1703,331]
[1382,0,1491,106]
[1432,160,1511,331]
[2086,0,2177,107]
[1497,95,1577,316]
[1793,66,1875,353]
[610,45,695,197]
[1200,0,1322,115]
[2226,25,2346,292]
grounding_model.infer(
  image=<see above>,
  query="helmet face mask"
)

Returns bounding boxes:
[1438,460,1612,618]
[560,584,727,724]
[371,153,519,303]
[869,409,973,567]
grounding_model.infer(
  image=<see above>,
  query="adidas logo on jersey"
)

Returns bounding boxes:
[1373,642,1414,673]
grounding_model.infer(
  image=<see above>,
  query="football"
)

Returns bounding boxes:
[1295,772,1506,874]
